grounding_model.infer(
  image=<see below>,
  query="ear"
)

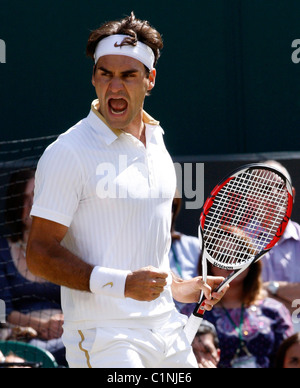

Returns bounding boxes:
[147,68,157,92]
[92,65,96,87]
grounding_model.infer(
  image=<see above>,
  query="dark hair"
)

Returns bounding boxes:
[275,333,300,368]
[5,169,35,242]
[196,320,220,349]
[86,11,163,69]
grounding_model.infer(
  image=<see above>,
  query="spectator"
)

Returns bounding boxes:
[202,258,293,367]
[169,194,201,312]
[275,332,300,368]
[192,320,220,368]
[261,161,300,332]
[182,229,294,368]
[0,170,66,366]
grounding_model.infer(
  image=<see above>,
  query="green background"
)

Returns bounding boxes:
[0,0,300,156]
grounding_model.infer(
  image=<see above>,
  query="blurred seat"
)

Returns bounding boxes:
[0,340,58,368]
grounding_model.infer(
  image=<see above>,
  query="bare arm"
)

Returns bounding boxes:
[276,282,300,304]
[8,311,63,340]
[26,216,94,291]
[27,217,168,302]
[264,281,300,313]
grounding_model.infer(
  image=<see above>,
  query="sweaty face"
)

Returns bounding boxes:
[92,55,156,132]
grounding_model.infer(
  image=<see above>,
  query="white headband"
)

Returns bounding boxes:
[94,34,155,70]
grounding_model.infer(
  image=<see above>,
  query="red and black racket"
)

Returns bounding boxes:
[184,163,294,344]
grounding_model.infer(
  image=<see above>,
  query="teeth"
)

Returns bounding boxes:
[111,108,126,115]
[108,98,127,115]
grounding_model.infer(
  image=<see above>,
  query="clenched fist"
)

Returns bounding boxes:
[125,266,168,302]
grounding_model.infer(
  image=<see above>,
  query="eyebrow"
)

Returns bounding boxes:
[98,66,139,76]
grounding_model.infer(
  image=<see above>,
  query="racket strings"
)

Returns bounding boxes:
[204,169,289,267]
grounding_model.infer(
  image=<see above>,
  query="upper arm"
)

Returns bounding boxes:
[26,216,68,274]
[29,216,68,244]
[27,216,93,290]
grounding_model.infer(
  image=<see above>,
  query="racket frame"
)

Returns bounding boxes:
[184,163,294,343]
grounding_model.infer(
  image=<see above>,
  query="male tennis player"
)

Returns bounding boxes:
[27,12,227,368]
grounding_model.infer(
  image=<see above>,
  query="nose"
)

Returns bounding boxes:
[109,76,124,93]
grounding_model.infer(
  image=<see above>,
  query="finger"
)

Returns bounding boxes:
[145,266,168,278]
[203,302,213,311]
[147,291,161,301]
[152,271,168,280]
[212,288,228,301]
[204,288,228,309]
[207,276,226,288]
[150,285,166,297]
[149,271,168,291]
[151,277,167,288]
[196,278,212,300]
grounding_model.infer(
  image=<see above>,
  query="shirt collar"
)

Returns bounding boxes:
[88,99,161,145]
[282,221,300,242]
[142,110,160,126]
[90,100,122,144]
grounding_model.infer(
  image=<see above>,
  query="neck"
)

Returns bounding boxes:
[123,111,146,146]
[134,123,146,147]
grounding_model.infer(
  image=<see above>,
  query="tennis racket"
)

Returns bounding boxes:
[184,163,294,344]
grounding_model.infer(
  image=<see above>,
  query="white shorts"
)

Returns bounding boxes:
[62,321,198,368]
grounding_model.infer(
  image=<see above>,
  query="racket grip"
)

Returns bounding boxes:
[184,314,203,345]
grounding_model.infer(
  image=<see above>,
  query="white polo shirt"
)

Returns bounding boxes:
[31,100,183,330]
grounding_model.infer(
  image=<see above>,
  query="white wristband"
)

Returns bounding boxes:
[89,266,131,299]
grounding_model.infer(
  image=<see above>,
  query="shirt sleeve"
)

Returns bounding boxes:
[31,141,83,227]
[261,252,274,282]
[262,298,294,358]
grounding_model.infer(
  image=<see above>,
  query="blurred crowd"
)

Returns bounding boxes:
[0,160,299,368]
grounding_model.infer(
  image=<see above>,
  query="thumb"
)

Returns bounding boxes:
[196,278,212,300]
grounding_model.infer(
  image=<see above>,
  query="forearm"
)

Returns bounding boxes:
[171,272,207,303]
[277,282,300,303]
[264,281,300,313]
[27,239,93,292]
[171,273,229,308]
[264,281,300,303]
[8,311,41,332]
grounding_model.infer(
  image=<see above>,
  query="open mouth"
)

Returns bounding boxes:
[108,98,128,116]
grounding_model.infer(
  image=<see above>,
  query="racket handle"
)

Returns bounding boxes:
[184,278,232,345]
[184,314,203,345]
[214,278,230,293]
[213,273,235,293]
